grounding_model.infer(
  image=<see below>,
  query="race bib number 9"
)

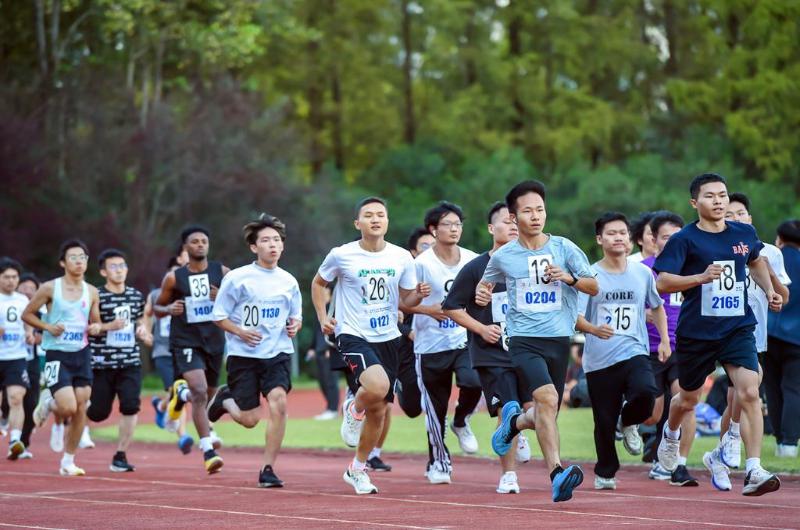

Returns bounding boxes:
[516,255,562,312]
[702,260,744,317]
[600,304,638,337]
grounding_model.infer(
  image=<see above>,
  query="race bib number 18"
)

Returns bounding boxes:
[701,260,744,317]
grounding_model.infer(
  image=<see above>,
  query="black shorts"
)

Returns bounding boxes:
[227,354,291,411]
[336,334,399,402]
[508,336,571,404]
[0,358,30,389]
[676,325,758,392]
[476,365,525,417]
[172,346,223,388]
[43,347,93,393]
[649,351,679,396]
[87,366,142,421]
[153,356,175,391]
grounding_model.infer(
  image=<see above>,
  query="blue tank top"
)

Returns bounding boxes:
[42,278,91,352]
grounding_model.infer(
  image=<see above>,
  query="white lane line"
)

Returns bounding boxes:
[0,523,72,530]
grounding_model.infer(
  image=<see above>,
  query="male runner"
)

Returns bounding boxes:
[478,180,599,502]
[655,173,782,496]
[406,201,482,484]
[0,258,31,460]
[444,201,531,494]
[311,197,429,495]
[85,249,151,472]
[629,212,658,262]
[16,272,42,459]
[576,213,668,490]
[156,226,229,473]
[24,239,111,475]
[208,214,302,487]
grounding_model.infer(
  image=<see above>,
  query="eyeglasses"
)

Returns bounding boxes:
[66,255,89,263]
[106,263,128,271]
[439,222,463,229]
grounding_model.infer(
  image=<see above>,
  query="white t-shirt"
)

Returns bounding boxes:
[746,243,791,352]
[318,240,417,342]
[0,292,29,361]
[212,263,302,360]
[627,252,644,263]
[413,246,478,354]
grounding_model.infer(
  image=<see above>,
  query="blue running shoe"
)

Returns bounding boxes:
[552,465,584,502]
[178,434,194,455]
[492,401,522,456]
[152,396,166,429]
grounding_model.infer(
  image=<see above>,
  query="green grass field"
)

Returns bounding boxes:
[94,407,799,473]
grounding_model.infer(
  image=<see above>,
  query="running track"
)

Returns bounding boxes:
[1,440,798,529]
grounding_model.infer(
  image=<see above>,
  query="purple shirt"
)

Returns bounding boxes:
[642,256,680,352]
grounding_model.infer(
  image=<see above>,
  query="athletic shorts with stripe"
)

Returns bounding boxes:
[336,334,399,402]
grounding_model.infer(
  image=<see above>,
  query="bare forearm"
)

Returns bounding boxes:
[653,306,669,343]
[656,272,704,294]
[444,309,482,335]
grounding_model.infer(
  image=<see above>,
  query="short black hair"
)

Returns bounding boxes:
[354,196,387,219]
[180,225,210,243]
[689,172,727,199]
[728,192,750,212]
[98,248,126,269]
[424,201,464,230]
[58,239,89,261]
[777,219,800,246]
[487,201,508,224]
[406,227,431,252]
[594,212,629,236]
[649,211,685,237]
[0,257,23,276]
[243,213,287,244]
[505,180,546,214]
[19,272,40,288]
[630,212,656,248]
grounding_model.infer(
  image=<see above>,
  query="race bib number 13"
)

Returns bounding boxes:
[516,255,561,312]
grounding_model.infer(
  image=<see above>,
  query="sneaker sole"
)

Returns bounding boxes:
[670,479,699,487]
[205,457,224,474]
[427,478,452,485]
[109,465,135,472]
[258,481,284,488]
[7,443,24,461]
[59,468,85,477]
[703,452,732,492]
[553,466,584,502]
[496,487,519,494]
[743,476,780,497]
[168,380,188,421]
[342,471,378,495]
[622,439,643,456]
[367,467,392,472]
[492,402,521,457]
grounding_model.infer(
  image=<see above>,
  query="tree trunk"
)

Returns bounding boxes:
[34,0,48,78]
[306,12,325,177]
[401,0,415,144]
[330,66,344,172]
[508,5,525,137]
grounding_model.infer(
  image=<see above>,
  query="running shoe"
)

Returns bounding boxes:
[110,452,135,472]
[703,449,732,491]
[367,456,392,472]
[496,471,520,494]
[167,379,189,421]
[718,430,741,469]
[340,397,363,448]
[516,433,531,463]
[165,419,180,433]
[313,410,338,421]
[18,449,33,460]
[594,476,616,490]
[7,440,25,461]
[49,423,64,453]
[343,468,378,495]
[426,465,452,485]
[669,465,698,487]
[492,401,521,457]
[742,467,780,497]
[151,396,166,429]
[648,462,671,481]
[0,417,8,437]
[33,388,53,428]
[78,426,95,449]
[207,385,231,423]
[203,449,224,474]
[620,420,643,456]
[552,465,584,502]
[178,434,194,455]
[656,425,680,471]
[59,463,86,476]
[776,444,798,458]
[258,465,284,488]
[450,420,479,454]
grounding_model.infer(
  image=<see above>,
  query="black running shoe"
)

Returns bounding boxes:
[669,465,699,487]
[109,451,135,472]
[207,385,231,423]
[367,456,392,472]
[258,465,284,488]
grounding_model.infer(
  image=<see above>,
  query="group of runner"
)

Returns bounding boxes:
[1,173,797,503]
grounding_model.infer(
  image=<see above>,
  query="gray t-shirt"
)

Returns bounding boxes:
[149,289,171,359]
[579,261,663,373]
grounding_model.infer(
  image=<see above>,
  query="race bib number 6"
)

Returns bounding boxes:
[702,260,744,317]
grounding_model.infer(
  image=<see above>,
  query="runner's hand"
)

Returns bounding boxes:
[425,303,448,322]
[592,324,614,339]
[658,340,672,363]
[475,282,494,307]
[479,324,502,344]
[767,290,783,312]
[107,318,126,331]
[286,318,301,338]
[416,282,432,298]
[209,284,219,301]
[544,264,569,283]
[88,323,103,336]
[238,328,263,347]
[169,300,185,316]
[48,323,65,337]
[320,316,337,336]
[700,264,723,284]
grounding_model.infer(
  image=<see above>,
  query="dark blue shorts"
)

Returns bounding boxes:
[676,325,758,392]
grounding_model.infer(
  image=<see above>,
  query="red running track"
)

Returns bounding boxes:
[1,437,798,529]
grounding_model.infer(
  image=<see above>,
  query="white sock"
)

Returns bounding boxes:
[351,457,367,471]
[745,457,761,473]
[61,452,75,467]
[368,447,382,459]
[9,429,22,442]
[47,397,56,412]
[199,436,213,452]
[664,425,681,440]
[729,421,740,436]
[677,456,687,466]
[179,388,192,402]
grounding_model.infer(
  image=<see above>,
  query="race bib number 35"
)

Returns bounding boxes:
[186,273,214,324]
[702,260,744,317]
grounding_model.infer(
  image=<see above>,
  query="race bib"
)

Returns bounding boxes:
[186,274,214,323]
[600,303,638,337]
[58,323,86,348]
[491,292,509,323]
[669,291,684,306]
[241,300,283,330]
[362,303,394,335]
[44,360,61,387]
[515,255,562,312]
[701,260,744,317]
[159,316,171,337]
[362,275,391,306]
[107,305,135,348]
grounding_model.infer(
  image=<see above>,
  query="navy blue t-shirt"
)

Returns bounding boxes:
[653,221,763,341]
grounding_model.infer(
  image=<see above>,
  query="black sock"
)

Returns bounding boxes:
[506,413,522,441]
[114,451,125,459]
[549,465,564,483]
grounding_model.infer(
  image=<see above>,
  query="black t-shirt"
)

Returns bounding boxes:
[169,261,226,351]
[89,286,145,369]
[443,252,511,368]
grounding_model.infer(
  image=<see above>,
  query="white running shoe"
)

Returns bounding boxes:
[657,426,681,471]
[209,430,223,450]
[313,410,338,421]
[79,426,95,449]
[343,468,378,495]
[648,462,671,481]
[594,476,617,490]
[775,444,798,458]
[59,463,86,476]
[516,433,531,463]
[19,449,33,460]
[50,423,64,453]
[340,397,363,448]
[703,449,732,491]
[621,423,643,456]
[742,466,780,496]
[34,388,53,428]
[496,471,520,494]
[718,431,741,468]
[165,419,179,433]
[450,420,479,454]
[426,466,452,485]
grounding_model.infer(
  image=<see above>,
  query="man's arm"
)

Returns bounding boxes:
[749,257,783,311]
[311,274,336,335]
[154,271,184,318]
[22,282,56,334]
[656,264,721,294]
[575,315,614,339]
[651,304,671,362]
[444,308,501,344]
